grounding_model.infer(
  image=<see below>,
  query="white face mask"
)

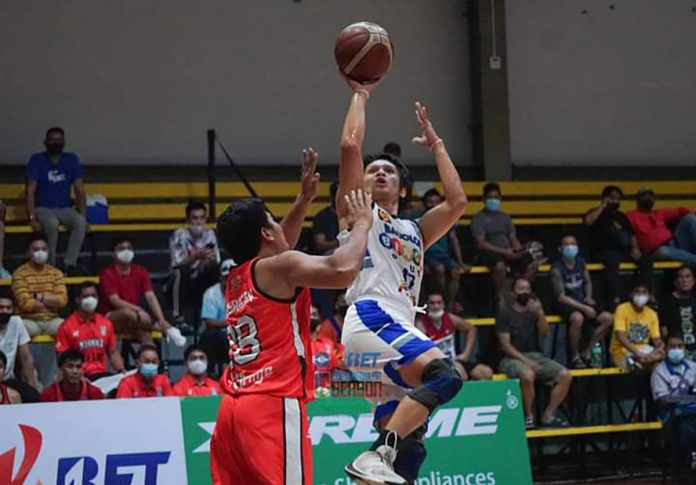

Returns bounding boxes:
[428,309,445,320]
[116,249,134,264]
[632,294,649,308]
[80,296,98,313]
[188,359,207,375]
[32,249,49,265]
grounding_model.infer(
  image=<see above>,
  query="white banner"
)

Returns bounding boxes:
[0,398,187,485]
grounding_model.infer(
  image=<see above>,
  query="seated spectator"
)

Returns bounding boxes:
[550,235,613,368]
[169,200,220,327]
[311,309,343,390]
[116,344,174,398]
[0,288,40,402]
[0,351,22,404]
[312,181,340,255]
[41,349,104,402]
[200,259,235,375]
[315,291,348,345]
[55,282,126,380]
[610,282,665,371]
[11,232,67,337]
[584,185,652,310]
[420,188,466,311]
[100,237,185,347]
[0,199,8,278]
[496,277,572,429]
[628,187,696,265]
[650,333,696,477]
[173,344,222,397]
[660,265,696,359]
[416,292,493,381]
[472,183,539,309]
[25,127,87,274]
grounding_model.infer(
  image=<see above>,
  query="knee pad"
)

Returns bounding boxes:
[392,427,427,484]
[408,358,463,411]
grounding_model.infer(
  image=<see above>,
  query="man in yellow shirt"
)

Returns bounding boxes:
[11,233,67,337]
[610,282,665,371]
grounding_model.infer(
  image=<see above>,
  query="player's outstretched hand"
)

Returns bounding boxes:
[300,148,320,201]
[345,189,373,230]
[411,101,442,149]
[340,70,381,96]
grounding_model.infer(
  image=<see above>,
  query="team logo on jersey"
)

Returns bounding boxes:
[100,325,107,336]
[377,208,391,222]
[314,352,331,369]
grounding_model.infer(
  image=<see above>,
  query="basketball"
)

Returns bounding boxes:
[334,21,394,83]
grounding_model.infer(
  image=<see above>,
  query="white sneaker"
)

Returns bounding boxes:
[166,327,187,347]
[345,443,406,484]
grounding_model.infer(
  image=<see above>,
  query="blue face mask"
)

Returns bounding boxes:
[140,363,158,378]
[562,245,579,260]
[484,198,501,211]
[668,348,685,365]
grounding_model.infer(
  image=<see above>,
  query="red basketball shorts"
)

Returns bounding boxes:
[210,394,312,485]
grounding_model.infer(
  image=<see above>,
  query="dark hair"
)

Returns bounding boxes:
[426,292,444,300]
[184,344,206,361]
[186,199,207,218]
[76,281,98,297]
[0,287,14,305]
[217,198,272,264]
[0,350,6,368]
[136,343,159,360]
[382,142,402,158]
[422,188,441,204]
[58,349,84,367]
[25,232,48,249]
[483,182,501,197]
[631,280,650,292]
[636,187,655,199]
[111,236,131,251]
[363,153,411,192]
[667,331,684,342]
[601,185,623,198]
[675,264,694,278]
[45,127,65,139]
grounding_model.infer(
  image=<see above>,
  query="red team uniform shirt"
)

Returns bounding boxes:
[211,258,314,485]
[172,374,222,397]
[116,373,174,398]
[417,313,456,361]
[55,312,117,377]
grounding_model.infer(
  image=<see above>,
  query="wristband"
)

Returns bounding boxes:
[429,139,444,152]
[354,89,370,100]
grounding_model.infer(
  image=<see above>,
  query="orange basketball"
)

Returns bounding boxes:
[334,22,394,83]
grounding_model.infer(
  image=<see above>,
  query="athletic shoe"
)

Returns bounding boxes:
[345,442,406,484]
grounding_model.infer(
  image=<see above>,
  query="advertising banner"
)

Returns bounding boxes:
[0,398,187,485]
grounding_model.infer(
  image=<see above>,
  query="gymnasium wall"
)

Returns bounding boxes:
[506,0,696,166]
[0,1,471,167]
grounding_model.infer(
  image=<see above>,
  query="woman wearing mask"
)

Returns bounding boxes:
[173,344,222,397]
[116,344,173,398]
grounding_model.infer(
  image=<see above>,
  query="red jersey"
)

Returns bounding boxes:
[418,313,456,361]
[173,374,222,397]
[0,384,11,405]
[627,207,690,254]
[220,258,314,400]
[116,373,174,398]
[41,381,104,402]
[55,312,117,376]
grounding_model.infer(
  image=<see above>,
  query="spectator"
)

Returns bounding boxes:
[12,232,67,337]
[421,188,466,311]
[496,277,572,429]
[199,259,235,375]
[55,281,125,380]
[315,291,348,345]
[173,345,222,397]
[0,351,22,404]
[0,200,8,278]
[610,282,665,371]
[169,200,220,326]
[584,185,652,310]
[0,288,40,402]
[41,349,103,402]
[100,237,185,347]
[25,127,87,274]
[472,183,540,308]
[660,265,696,359]
[551,235,613,368]
[311,309,343,390]
[650,333,696,477]
[628,187,696,265]
[416,292,493,381]
[116,344,174,398]
[312,181,340,255]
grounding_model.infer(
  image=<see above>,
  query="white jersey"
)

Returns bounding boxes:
[339,204,424,323]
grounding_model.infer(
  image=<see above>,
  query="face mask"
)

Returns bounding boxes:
[484,198,501,211]
[32,249,49,265]
[80,296,98,313]
[562,245,578,260]
[638,198,655,211]
[0,313,11,326]
[632,294,649,308]
[116,249,134,264]
[139,363,158,378]
[46,143,64,156]
[516,293,531,306]
[667,348,685,365]
[188,359,207,375]
[428,309,445,320]
[606,201,620,211]
[189,224,204,237]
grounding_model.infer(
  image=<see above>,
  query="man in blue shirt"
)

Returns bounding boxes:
[199,259,235,376]
[25,127,87,274]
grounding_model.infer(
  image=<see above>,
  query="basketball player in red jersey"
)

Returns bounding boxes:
[210,149,374,485]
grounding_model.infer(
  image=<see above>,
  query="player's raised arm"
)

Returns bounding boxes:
[336,77,380,227]
[413,102,468,249]
[279,148,320,248]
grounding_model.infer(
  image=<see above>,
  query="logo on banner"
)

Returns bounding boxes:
[57,452,171,485]
[0,425,42,485]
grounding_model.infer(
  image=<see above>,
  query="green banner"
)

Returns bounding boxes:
[181,380,531,485]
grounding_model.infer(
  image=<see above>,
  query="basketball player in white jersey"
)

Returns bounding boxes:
[336,77,468,484]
